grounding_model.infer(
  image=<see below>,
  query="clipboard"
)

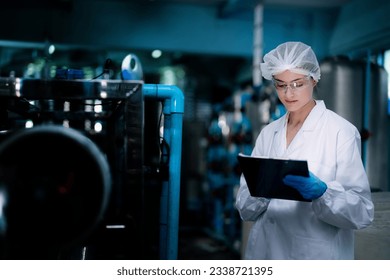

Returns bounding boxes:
[237,153,311,202]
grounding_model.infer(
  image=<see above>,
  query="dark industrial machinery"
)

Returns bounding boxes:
[0,77,144,259]
[0,62,184,260]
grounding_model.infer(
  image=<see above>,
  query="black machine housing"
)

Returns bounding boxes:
[0,77,151,259]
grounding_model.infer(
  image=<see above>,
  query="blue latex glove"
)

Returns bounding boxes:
[283,171,327,200]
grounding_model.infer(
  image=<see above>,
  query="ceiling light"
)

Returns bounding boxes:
[151,49,162,59]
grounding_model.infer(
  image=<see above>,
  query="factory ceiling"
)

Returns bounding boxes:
[0,0,386,89]
[121,0,351,8]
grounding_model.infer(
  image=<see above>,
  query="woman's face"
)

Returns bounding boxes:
[273,70,316,113]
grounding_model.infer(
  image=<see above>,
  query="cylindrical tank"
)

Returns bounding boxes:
[317,56,364,129]
[366,65,389,191]
[0,125,111,258]
[317,56,389,192]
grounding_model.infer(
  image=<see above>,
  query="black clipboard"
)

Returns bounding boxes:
[237,153,311,202]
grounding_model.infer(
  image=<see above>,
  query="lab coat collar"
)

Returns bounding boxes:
[273,100,326,133]
[300,100,327,131]
[271,100,326,156]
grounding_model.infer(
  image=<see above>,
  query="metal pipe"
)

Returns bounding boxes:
[253,1,263,89]
[362,50,371,166]
[143,84,184,259]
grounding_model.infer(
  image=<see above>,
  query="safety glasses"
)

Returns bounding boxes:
[272,76,312,93]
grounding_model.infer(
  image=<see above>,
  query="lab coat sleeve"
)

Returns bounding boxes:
[235,128,272,221]
[312,132,374,229]
[235,174,270,221]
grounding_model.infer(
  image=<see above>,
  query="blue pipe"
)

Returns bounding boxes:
[143,84,184,259]
[142,84,185,113]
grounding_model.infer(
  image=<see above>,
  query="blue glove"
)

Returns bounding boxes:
[283,171,327,200]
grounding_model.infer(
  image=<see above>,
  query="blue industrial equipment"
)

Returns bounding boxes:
[121,54,143,81]
[204,92,253,245]
[121,53,185,259]
[142,84,184,260]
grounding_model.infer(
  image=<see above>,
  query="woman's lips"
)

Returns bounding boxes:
[285,100,297,104]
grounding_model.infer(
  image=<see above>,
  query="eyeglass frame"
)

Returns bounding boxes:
[272,75,313,93]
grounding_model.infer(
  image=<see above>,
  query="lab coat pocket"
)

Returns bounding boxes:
[290,234,335,260]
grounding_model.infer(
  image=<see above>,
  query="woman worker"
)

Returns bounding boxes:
[235,41,374,259]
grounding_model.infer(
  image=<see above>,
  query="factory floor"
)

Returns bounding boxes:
[176,207,241,260]
[354,191,390,259]
[178,228,240,260]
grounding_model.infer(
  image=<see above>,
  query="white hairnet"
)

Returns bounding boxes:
[260,42,321,81]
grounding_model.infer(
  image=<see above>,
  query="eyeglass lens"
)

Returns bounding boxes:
[273,77,310,92]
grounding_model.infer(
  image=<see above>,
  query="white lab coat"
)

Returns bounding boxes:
[236,100,374,259]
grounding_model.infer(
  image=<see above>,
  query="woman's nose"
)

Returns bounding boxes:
[284,85,294,95]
